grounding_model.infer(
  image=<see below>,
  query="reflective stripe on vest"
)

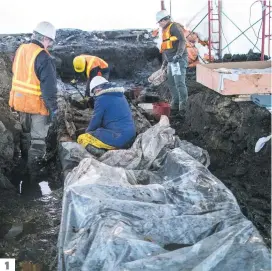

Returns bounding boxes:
[81,55,108,77]
[161,23,178,52]
[86,56,96,77]
[9,43,49,115]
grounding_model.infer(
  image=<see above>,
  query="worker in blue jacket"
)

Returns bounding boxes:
[77,76,136,156]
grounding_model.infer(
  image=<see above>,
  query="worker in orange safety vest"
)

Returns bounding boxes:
[73,55,110,97]
[152,26,200,68]
[9,21,58,180]
[156,10,188,114]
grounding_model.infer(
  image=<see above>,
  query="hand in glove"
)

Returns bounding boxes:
[71,79,78,86]
[81,96,90,103]
[87,96,94,109]
[172,54,181,63]
[79,97,94,109]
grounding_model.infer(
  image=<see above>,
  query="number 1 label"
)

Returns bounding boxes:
[0,259,15,271]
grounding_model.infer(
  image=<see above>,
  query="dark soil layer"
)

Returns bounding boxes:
[171,71,271,246]
[0,188,62,270]
[0,160,62,270]
[0,29,161,82]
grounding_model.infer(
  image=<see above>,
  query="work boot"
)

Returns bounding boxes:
[20,132,31,159]
[27,146,46,183]
[178,102,187,117]
[170,100,179,117]
[86,144,107,157]
[179,108,186,117]
[170,100,179,110]
[178,101,186,112]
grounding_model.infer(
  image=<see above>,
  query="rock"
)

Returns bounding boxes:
[0,121,14,161]
[0,172,14,189]
[0,53,12,100]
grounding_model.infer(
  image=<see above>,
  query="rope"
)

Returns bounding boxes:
[249,0,263,39]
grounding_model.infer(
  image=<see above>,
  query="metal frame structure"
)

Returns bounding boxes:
[261,0,271,60]
[159,0,271,61]
[208,0,222,60]
[161,0,166,10]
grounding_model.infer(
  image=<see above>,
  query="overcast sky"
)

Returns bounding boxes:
[0,0,269,55]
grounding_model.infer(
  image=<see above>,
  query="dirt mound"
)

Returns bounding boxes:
[171,72,271,246]
[222,52,270,62]
[0,29,161,82]
[0,186,62,270]
[0,53,12,101]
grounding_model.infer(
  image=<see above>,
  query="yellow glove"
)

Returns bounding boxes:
[71,79,78,85]
[79,96,89,104]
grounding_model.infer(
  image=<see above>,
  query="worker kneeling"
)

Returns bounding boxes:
[77,76,136,157]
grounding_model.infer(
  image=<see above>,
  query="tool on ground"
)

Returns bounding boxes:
[70,79,85,99]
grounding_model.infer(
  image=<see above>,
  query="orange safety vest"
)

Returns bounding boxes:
[161,23,178,52]
[9,43,49,115]
[80,55,108,77]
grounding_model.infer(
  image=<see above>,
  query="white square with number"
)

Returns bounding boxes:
[0,259,15,271]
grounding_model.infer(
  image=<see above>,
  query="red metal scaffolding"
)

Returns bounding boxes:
[161,0,166,10]
[159,0,270,61]
[208,0,222,61]
[261,0,271,60]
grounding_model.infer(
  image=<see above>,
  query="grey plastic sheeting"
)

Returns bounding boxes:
[57,116,271,271]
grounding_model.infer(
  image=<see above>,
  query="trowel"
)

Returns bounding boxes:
[70,79,85,99]
[255,135,272,153]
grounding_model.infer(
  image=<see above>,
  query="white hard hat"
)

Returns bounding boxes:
[156,10,170,23]
[34,21,56,41]
[89,76,108,94]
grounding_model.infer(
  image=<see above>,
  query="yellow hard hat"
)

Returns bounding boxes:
[73,56,86,73]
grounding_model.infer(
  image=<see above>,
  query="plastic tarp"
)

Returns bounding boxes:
[58,116,271,271]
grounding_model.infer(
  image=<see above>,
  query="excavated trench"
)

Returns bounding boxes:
[0,29,271,269]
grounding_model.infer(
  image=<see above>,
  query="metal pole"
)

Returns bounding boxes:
[161,0,166,10]
[261,0,267,60]
[208,0,212,61]
[218,0,222,59]
[268,0,271,57]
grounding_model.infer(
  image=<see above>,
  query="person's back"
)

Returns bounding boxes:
[94,92,134,131]
[86,82,136,148]
[9,21,58,181]
[77,77,136,154]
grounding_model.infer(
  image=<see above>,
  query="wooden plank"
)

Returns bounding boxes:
[232,95,251,102]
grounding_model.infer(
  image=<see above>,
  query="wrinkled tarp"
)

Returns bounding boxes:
[58,116,271,271]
